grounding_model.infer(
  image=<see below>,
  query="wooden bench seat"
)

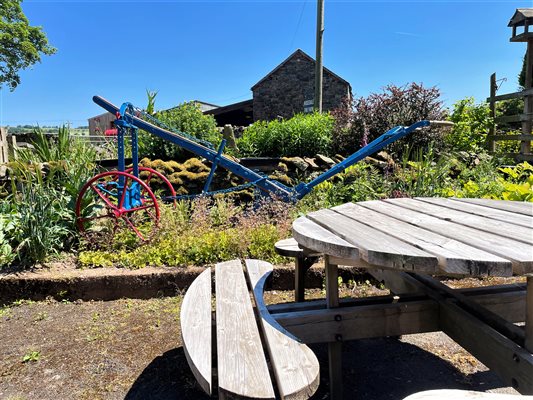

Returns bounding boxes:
[180,259,320,399]
[275,238,320,302]
[403,389,533,399]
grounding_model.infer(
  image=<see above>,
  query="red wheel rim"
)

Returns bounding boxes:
[125,167,177,206]
[76,170,160,245]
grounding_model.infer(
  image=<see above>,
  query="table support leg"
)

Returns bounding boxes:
[295,255,305,302]
[325,255,342,399]
[526,274,533,353]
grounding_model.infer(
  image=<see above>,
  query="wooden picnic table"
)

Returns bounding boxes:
[286,197,533,399]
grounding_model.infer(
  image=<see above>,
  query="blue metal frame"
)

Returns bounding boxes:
[93,95,430,203]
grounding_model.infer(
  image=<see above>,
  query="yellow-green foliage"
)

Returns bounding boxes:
[78,198,291,269]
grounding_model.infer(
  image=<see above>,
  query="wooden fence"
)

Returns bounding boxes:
[0,127,9,164]
[488,73,533,162]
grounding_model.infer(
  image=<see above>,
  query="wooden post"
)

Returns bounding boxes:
[314,0,324,112]
[488,73,497,152]
[0,127,8,164]
[325,255,342,400]
[521,40,533,155]
[10,134,17,160]
[222,125,237,150]
[526,274,533,353]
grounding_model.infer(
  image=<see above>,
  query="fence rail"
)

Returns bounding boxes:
[487,72,533,161]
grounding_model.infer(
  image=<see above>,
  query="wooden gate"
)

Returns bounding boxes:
[487,73,533,162]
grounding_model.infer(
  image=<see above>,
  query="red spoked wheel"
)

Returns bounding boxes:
[75,170,160,245]
[125,167,177,206]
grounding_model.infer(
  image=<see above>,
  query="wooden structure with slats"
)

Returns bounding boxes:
[180,259,320,399]
[286,197,533,399]
[486,9,533,160]
[181,197,533,399]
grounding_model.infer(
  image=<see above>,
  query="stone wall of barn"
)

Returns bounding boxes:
[252,52,351,121]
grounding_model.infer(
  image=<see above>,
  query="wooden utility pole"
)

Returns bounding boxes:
[314,0,324,112]
[488,73,497,152]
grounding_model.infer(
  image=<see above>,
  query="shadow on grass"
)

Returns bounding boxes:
[126,339,507,400]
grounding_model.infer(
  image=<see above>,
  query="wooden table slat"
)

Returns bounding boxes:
[420,197,533,229]
[292,216,359,260]
[333,203,512,276]
[307,209,439,273]
[454,198,533,216]
[387,198,533,245]
[359,200,533,275]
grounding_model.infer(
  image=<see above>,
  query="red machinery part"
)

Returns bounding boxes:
[124,167,177,204]
[75,170,160,243]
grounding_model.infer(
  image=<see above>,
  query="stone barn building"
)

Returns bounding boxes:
[206,49,352,125]
[88,49,352,128]
[251,49,352,121]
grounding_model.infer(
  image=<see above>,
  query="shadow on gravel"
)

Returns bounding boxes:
[125,347,209,400]
[125,338,507,400]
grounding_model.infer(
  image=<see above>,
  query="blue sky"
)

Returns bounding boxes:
[1,0,531,127]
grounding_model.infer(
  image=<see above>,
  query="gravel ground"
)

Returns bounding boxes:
[0,285,521,400]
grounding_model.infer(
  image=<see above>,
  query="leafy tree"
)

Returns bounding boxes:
[139,101,220,161]
[519,51,526,89]
[0,0,56,90]
[446,97,492,152]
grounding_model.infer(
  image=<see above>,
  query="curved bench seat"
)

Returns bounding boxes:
[180,259,319,399]
[245,259,320,399]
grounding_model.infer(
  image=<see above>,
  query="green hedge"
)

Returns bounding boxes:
[237,112,334,157]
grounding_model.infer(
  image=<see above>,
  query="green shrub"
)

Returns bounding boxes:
[390,146,454,198]
[2,172,75,266]
[0,126,96,268]
[78,198,292,268]
[237,112,334,157]
[446,98,492,152]
[139,102,220,161]
[297,162,387,211]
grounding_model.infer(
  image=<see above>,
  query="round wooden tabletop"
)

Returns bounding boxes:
[292,197,533,277]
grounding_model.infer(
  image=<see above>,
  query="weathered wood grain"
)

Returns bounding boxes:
[269,286,526,325]
[292,216,359,260]
[215,260,275,400]
[360,200,533,274]
[454,198,533,216]
[180,267,212,395]
[245,259,320,400]
[274,299,439,344]
[386,198,533,245]
[325,256,343,400]
[307,209,439,273]
[275,238,305,258]
[421,197,533,228]
[334,202,512,276]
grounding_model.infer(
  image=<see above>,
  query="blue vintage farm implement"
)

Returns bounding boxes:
[75,95,451,242]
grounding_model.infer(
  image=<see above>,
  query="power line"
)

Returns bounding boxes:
[290,0,308,52]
